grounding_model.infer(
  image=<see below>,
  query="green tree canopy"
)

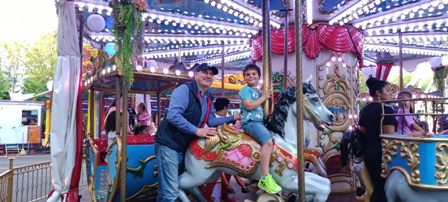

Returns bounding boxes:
[0,41,26,95]
[23,32,57,94]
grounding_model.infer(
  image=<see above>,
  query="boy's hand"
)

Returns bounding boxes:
[196,128,217,138]
[262,89,272,100]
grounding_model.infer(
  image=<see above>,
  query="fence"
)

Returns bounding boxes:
[0,158,88,202]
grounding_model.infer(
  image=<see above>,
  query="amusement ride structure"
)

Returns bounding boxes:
[44,0,448,202]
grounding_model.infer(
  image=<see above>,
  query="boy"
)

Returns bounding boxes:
[239,64,282,194]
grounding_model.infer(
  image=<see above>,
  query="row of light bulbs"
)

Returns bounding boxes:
[365,34,448,45]
[363,16,448,35]
[201,51,252,65]
[90,33,250,45]
[143,44,250,58]
[84,64,195,87]
[204,0,282,28]
[75,1,259,37]
[143,10,259,36]
[329,0,375,25]
[364,44,448,56]
[353,0,447,29]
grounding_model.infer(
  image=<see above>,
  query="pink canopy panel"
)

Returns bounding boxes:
[251,24,364,66]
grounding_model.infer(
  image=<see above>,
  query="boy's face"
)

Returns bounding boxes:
[244,69,260,87]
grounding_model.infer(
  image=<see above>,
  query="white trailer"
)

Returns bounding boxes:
[0,101,44,150]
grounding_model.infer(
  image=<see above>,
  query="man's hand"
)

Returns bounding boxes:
[196,128,217,138]
[233,113,242,120]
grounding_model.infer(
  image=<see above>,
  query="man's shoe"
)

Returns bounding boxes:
[258,174,282,194]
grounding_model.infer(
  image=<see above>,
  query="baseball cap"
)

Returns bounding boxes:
[195,63,218,75]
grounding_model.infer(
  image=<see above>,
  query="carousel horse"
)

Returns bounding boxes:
[178,82,334,202]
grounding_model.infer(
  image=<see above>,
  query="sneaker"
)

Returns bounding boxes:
[258,174,282,194]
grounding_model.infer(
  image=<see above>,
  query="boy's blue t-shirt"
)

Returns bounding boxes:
[239,86,264,123]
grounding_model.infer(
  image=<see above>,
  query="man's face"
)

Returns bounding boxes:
[195,69,215,89]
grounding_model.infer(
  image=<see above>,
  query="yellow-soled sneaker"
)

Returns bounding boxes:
[258,174,282,194]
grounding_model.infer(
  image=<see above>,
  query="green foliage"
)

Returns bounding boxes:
[23,32,57,94]
[0,42,26,94]
[358,71,368,93]
[0,71,10,99]
[433,68,448,92]
[112,3,144,87]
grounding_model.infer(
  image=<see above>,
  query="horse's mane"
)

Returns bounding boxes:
[266,83,316,138]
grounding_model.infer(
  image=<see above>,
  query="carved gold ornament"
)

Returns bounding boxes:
[435,143,448,185]
[382,139,399,176]
[400,142,420,183]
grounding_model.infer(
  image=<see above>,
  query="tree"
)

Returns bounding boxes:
[0,41,26,94]
[22,32,57,94]
[0,71,10,99]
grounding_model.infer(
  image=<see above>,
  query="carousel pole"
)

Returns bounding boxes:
[283,9,290,91]
[221,41,225,96]
[157,92,161,125]
[294,0,305,201]
[399,31,403,90]
[262,0,273,114]
[120,79,128,202]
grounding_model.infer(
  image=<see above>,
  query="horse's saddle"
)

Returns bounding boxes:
[189,124,299,177]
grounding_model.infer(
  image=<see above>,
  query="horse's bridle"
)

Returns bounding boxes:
[303,95,322,126]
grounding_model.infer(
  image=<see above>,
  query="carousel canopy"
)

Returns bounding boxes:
[76,0,448,69]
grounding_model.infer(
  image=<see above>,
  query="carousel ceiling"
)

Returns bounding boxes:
[76,0,448,68]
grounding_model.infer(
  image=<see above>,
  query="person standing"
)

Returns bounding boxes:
[155,63,241,201]
[359,77,397,202]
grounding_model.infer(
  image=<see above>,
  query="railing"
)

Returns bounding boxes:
[0,158,88,202]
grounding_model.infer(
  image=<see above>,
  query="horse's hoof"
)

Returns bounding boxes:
[241,187,250,193]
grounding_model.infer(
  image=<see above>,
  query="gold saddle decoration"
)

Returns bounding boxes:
[204,124,261,177]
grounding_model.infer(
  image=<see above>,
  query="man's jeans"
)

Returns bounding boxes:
[155,143,184,202]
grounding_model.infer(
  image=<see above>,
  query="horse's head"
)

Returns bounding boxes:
[302,79,334,130]
[267,80,334,139]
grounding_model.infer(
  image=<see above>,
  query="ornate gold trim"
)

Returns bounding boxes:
[435,143,448,185]
[400,142,420,183]
[107,137,122,202]
[87,138,99,202]
[126,155,157,177]
[126,182,158,201]
[381,139,399,176]
[382,140,420,183]
[381,135,448,142]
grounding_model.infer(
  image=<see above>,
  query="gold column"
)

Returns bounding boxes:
[262,0,273,114]
[295,0,305,200]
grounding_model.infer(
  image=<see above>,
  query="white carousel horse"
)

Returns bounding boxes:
[178,81,334,202]
[385,171,448,202]
[382,134,448,202]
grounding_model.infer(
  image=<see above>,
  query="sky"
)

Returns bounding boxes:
[0,0,58,43]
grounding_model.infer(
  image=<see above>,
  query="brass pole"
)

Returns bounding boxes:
[221,41,225,96]
[89,89,94,139]
[7,158,13,202]
[295,0,305,200]
[262,0,272,115]
[283,10,289,91]
[120,80,128,202]
[157,92,161,125]
[115,77,121,138]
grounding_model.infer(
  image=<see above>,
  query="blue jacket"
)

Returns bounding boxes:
[155,81,234,152]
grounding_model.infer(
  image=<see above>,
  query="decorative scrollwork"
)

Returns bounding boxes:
[381,139,399,176]
[127,155,157,178]
[435,143,448,185]
[400,142,420,183]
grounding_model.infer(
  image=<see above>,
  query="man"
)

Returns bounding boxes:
[155,63,241,201]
